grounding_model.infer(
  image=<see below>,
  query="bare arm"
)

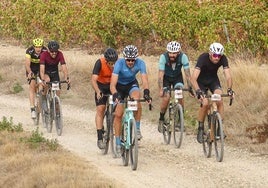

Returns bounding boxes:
[190,68,201,91]
[184,68,192,88]
[158,70,164,90]
[25,57,32,79]
[91,74,101,94]
[40,64,45,80]
[141,73,149,90]
[110,73,118,95]
[223,68,233,89]
[61,64,69,81]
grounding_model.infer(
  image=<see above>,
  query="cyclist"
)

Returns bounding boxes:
[158,41,194,133]
[191,42,234,143]
[25,38,47,119]
[91,48,118,150]
[110,45,152,155]
[40,40,70,97]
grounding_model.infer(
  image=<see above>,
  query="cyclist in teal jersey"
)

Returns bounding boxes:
[25,38,47,119]
[110,45,152,155]
[158,41,194,133]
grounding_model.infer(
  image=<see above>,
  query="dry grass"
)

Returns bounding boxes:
[0,131,118,188]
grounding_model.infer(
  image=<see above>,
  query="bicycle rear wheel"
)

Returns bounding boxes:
[101,110,111,155]
[121,122,129,166]
[129,118,138,170]
[203,114,212,158]
[162,118,171,144]
[54,96,63,136]
[173,104,184,148]
[214,112,224,162]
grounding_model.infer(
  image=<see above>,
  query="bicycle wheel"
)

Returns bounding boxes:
[162,118,171,144]
[101,110,111,155]
[173,104,184,148]
[33,93,41,126]
[54,96,63,136]
[203,114,212,158]
[214,112,224,162]
[129,118,138,170]
[46,98,53,133]
[121,122,129,166]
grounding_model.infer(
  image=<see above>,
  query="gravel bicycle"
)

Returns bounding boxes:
[28,73,43,126]
[118,97,152,170]
[161,86,190,148]
[202,93,233,162]
[42,80,70,136]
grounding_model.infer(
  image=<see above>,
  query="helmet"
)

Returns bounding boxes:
[123,45,138,59]
[209,42,224,55]
[48,40,60,51]
[104,48,118,62]
[166,41,181,53]
[33,38,44,47]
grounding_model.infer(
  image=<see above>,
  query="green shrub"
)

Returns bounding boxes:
[12,82,23,93]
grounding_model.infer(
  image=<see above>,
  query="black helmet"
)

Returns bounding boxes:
[48,40,60,51]
[123,45,138,59]
[104,48,118,62]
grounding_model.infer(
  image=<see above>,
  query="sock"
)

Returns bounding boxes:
[116,137,121,145]
[136,121,140,130]
[159,112,165,120]
[97,129,103,140]
[30,107,35,112]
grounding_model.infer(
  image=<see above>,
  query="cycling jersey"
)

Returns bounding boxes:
[25,46,47,74]
[113,58,147,85]
[158,52,190,78]
[40,50,66,73]
[195,53,229,85]
[92,57,113,84]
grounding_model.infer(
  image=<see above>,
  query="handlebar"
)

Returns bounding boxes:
[45,80,71,90]
[203,93,233,106]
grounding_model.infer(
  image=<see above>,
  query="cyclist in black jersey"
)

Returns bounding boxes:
[25,38,47,119]
[191,42,234,143]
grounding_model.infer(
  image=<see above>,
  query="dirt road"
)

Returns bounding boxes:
[0,93,267,188]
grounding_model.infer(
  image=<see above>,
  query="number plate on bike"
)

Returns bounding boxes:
[174,89,183,99]
[211,94,221,101]
[127,101,138,111]
[52,83,60,91]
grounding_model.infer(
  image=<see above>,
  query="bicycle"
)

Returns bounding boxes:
[27,73,43,126]
[118,97,152,170]
[100,94,117,156]
[161,86,190,148]
[42,80,70,136]
[202,93,233,162]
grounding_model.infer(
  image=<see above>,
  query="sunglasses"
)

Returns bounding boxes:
[50,50,58,54]
[126,59,135,62]
[107,61,115,66]
[212,54,222,58]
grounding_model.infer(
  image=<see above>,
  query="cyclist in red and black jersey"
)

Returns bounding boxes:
[25,38,47,119]
[91,48,118,149]
[39,40,70,96]
[191,42,234,143]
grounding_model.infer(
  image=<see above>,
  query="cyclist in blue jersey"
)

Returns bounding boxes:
[110,45,152,155]
[158,41,194,133]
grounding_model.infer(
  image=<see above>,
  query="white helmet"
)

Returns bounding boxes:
[209,42,224,55]
[167,41,181,53]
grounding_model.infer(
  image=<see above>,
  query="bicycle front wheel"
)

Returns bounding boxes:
[101,110,112,155]
[162,118,171,144]
[214,112,224,162]
[54,96,63,136]
[121,122,129,166]
[129,118,138,170]
[173,104,184,148]
[203,114,212,158]
[34,93,41,126]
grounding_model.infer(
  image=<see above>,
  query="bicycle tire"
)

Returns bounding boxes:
[101,110,111,155]
[46,98,53,133]
[54,96,63,136]
[163,119,171,144]
[214,112,224,162]
[121,122,129,166]
[129,118,138,170]
[203,114,212,158]
[33,95,40,126]
[173,104,184,148]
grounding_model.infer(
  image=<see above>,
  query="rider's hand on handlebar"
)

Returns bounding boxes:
[195,89,205,100]
[112,92,121,103]
[143,89,152,103]
[188,87,195,97]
